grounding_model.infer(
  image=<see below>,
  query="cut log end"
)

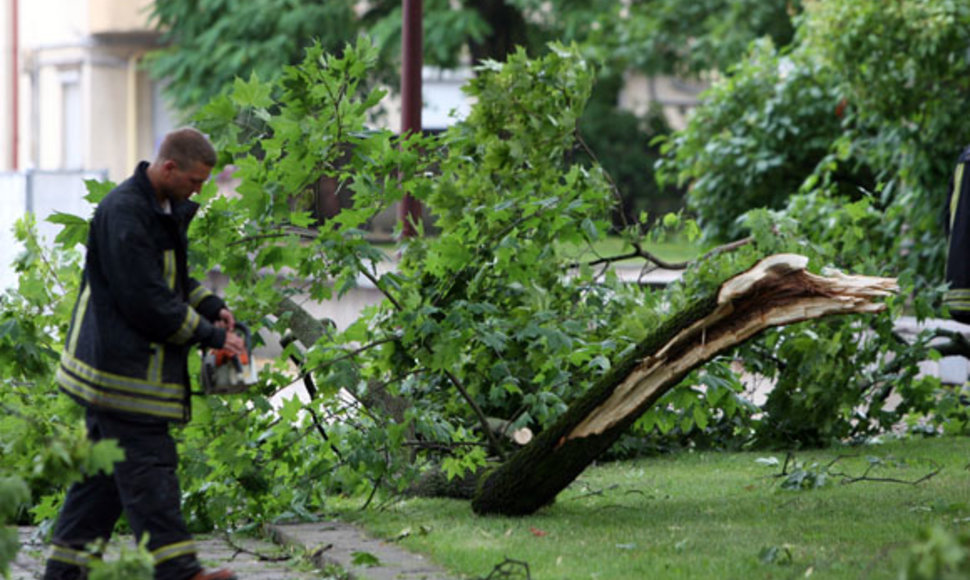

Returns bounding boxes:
[512,428,533,446]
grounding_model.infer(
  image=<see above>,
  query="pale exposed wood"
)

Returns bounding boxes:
[568,255,897,440]
[470,254,897,516]
[486,417,534,446]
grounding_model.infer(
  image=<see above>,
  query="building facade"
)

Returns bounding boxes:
[0,0,701,289]
[3,0,171,181]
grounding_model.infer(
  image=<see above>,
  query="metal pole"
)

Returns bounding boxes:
[11,0,19,169]
[399,0,423,238]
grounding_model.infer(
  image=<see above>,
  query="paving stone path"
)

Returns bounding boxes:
[11,522,458,580]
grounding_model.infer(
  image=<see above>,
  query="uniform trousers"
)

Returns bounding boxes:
[42,408,202,580]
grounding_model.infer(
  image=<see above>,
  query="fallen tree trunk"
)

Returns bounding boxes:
[277,296,411,423]
[471,254,897,515]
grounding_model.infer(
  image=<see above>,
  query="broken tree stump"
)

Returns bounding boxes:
[471,254,897,515]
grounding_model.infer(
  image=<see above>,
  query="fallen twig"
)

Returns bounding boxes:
[483,557,532,580]
[220,531,292,562]
[567,483,620,500]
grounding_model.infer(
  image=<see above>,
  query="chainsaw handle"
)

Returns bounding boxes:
[230,321,252,352]
[200,321,256,395]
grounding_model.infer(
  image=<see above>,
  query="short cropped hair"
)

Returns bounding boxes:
[156,128,217,169]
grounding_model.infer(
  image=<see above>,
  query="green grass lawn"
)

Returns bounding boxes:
[342,436,970,579]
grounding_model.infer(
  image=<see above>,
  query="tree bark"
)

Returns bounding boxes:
[276,296,410,423]
[471,254,897,515]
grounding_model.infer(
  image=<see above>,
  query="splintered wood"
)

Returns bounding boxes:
[566,254,897,441]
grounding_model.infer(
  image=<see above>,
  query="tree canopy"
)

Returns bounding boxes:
[147,0,802,222]
[661,0,970,276]
[148,0,801,113]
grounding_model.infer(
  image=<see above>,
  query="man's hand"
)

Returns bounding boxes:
[213,308,244,356]
[216,308,235,331]
[221,330,247,357]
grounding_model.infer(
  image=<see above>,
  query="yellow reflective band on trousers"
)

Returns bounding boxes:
[944,288,970,314]
[56,367,184,420]
[57,339,186,421]
[49,544,93,567]
[152,539,197,565]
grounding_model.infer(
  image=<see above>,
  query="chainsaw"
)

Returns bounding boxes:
[200,322,257,394]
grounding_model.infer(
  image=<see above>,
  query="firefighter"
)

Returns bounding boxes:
[945,145,970,324]
[43,128,247,580]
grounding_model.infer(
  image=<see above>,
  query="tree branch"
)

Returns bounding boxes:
[443,370,506,460]
[566,235,755,272]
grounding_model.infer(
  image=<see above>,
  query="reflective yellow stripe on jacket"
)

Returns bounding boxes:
[951,163,965,233]
[57,284,187,420]
[56,366,185,420]
[166,308,200,345]
[189,284,215,308]
[163,249,177,290]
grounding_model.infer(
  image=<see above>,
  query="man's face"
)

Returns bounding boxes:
[161,160,213,203]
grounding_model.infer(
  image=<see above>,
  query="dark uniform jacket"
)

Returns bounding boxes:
[56,162,227,422]
[945,146,970,324]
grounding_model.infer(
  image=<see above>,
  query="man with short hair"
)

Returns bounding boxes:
[43,128,246,580]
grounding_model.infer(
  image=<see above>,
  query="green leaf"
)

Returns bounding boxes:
[197,94,238,124]
[351,551,381,567]
[83,179,115,204]
[46,212,88,227]
[49,212,90,247]
[759,545,792,566]
[0,526,21,577]
[84,439,125,477]
[0,476,30,520]
[231,72,274,109]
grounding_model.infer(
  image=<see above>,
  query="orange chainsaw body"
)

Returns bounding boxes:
[201,323,257,394]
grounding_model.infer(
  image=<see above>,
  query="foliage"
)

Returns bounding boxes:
[656,40,847,241]
[576,75,683,227]
[653,0,970,447]
[0,31,950,539]
[146,0,612,115]
[148,0,802,110]
[167,36,817,525]
[796,0,970,287]
[147,0,360,115]
[0,208,140,578]
[603,0,801,78]
[661,0,970,279]
[87,536,154,580]
[620,200,943,450]
[147,0,802,226]
[902,525,970,580]
[181,39,661,522]
[0,476,30,575]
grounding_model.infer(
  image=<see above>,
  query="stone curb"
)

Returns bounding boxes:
[10,523,458,580]
[266,521,458,580]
